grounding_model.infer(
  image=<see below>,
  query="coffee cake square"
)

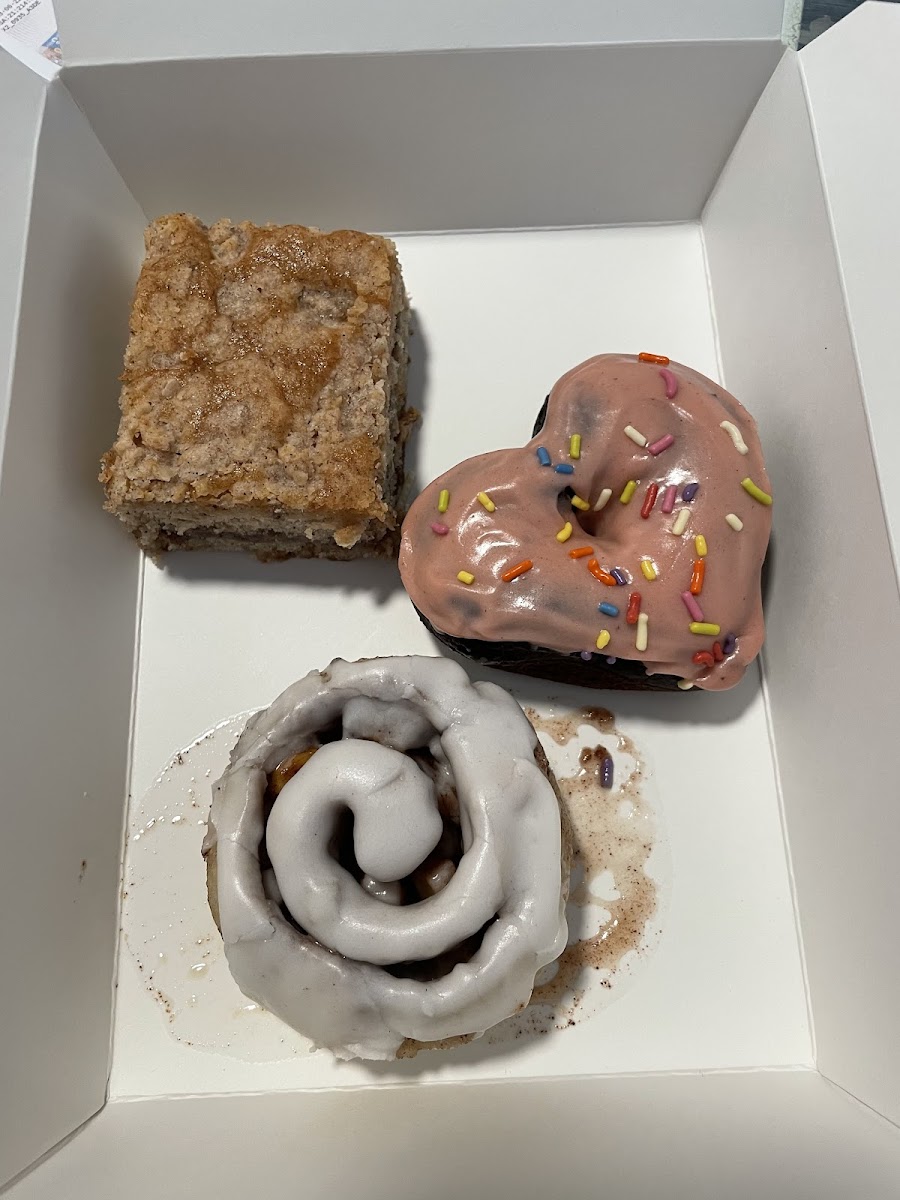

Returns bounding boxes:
[101,214,412,559]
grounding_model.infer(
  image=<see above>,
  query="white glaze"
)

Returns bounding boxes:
[207,656,568,1060]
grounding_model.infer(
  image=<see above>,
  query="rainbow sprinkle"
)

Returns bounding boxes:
[501,559,533,582]
[620,480,638,504]
[595,629,611,651]
[611,567,629,586]
[648,434,675,456]
[580,650,593,661]
[720,421,749,455]
[430,522,449,536]
[640,558,658,581]
[536,446,551,467]
[626,592,641,624]
[682,483,699,502]
[569,546,594,559]
[681,591,704,622]
[598,601,619,617]
[741,477,772,506]
[690,559,705,595]
[661,484,677,514]
[689,622,721,636]
[624,425,648,448]
[694,534,708,557]
[555,463,575,475]
[639,351,669,365]
[671,509,690,536]
[600,755,614,789]
[477,491,496,512]
[571,495,590,511]
[722,632,737,656]
[725,513,744,531]
[659,368,679,399]
[635,612,649,652]
[587,560,617,586]
[677,679,695,690]
[457,571,475,585]
[570,434,582,459]
[693,650,715,668]
[640,482,659,518]
[556,522,573,543]
[593,488,613,512]
[438,489,450,513]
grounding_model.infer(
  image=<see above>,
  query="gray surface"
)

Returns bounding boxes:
[800,0,900,45]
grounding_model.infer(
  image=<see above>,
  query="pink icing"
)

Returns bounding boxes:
[399,354,772,690]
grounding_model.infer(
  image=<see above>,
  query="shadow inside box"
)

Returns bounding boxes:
[158,550,406,604]
[359,1015,561,1079]
[398,306,431,507]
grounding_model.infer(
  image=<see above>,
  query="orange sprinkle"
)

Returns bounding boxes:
[569,546,594,559]
[501,559,534,583]
[587,559,617,586]
[689,559,706,596]
[638,351,670,365]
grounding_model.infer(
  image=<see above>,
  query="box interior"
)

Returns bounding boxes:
[113,222,809,1099]
[705,6,900,1129]
[58,40,783,232]
[13,1072,900,1200]
[3,7,900,1192]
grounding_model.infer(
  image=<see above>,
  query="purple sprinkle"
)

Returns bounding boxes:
[555,463,575,475]
[682,482,700,502]
[580,650,593,661]
[600,755,614,789]
[611,567,628,586]
[606,656,617,665]
[722,632,737,656]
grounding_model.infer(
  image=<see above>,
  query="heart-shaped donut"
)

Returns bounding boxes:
[399,353,772,691]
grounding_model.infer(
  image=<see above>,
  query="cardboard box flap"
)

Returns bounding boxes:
[0,77,145,1187]
[59,39,783,231]
[54,0,789,67]
[0,49,45,458]
[704,17,900,1127]
[9,1072,900,1199]
[801,0,900,571]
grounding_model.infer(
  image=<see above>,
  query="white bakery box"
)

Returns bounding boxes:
[2,1,900,1195]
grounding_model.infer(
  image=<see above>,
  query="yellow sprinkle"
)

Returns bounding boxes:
[635,612,649,652]
[695,534,708,557]
[671,509,690,536]
[640,558,658,581]
[689,621,721,636]
[720,420,749,454]
[570,434,582,460]
[556,522,573,543]
[477,491,496,512]
[593,488,613,512]
[619,480,637,504]
[596,629,611,651]
[571,494,590,511]
[624,425,647,447]
[438,489,450,513]
[457,571,475,585]
[741,477,772,506]
[725,512,744,531]
[677,679,695,690]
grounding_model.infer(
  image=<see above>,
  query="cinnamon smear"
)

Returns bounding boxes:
[491,705,659,1034]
